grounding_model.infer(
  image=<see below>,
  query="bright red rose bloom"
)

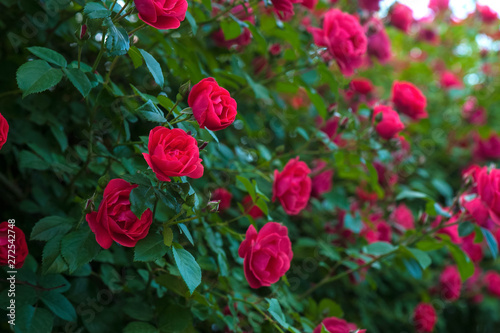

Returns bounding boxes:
[311,160,334,197]
[313,317,366,333]
[0,222,28,269]
[391,81,428,120]
[143,127,204,182]
[188,77,237,131]
[243,195,264,219]
[273,157,312,215]
[373,105,405,140]
[477,167,500,224]
[462,197,489,226]
[429,0,449,12]
[86,179,153,249]
[238,222,293,288]
[473,133,500,161]
[350,78,374,95]
[390,204,415,230]
[440,71,463,89]
[413,303,437,333]
[477,4,498,24]
[271,0,301,21]
[484,271,500,297]
[212,188,232,212]
[439,265,462,301]
[134,0,187,30]
[359,0,380,12]
[308,9,367,76]
[390,4,413,33]
[0,113,9,150]
[301,0,317,10]
[461,233,483,263]
[366,18,392,64]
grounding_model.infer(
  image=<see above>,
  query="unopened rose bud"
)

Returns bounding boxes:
[199,141,209,150]
[84,197,95,214]
[179,81,191,97]
[97,174,110,190]
[79,24,88,40]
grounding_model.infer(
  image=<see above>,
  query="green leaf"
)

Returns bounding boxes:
[405,247,432,270]
[18,150,50,170]
[61,227,101,273]
[185,11,198,35]
[27,47,67,67]
[363,242,396,256]
[172,245,202,295]
[396,190,430,200]
[42,235,68,275]
[17,60,63,98]
[266,298,289,329]
[124,322,158,333]
[306,88,327,119]
[16,305,53,333]
[120,173,152,187]
[128,46,143,69]
[481,227,498,259]
[134,233,168,262]
[221,19,242,40]
[50,123,68,152]
[40,291,76,321]
[237,175,256,202]
[163,226,173,247]
[344,212,362,233]
[63,68,92,97]
[103,18,130,56]
[31,216,74,241]
[318,299,344,318]
[129,185,155,218]
[137,100,166,123]
[445,240,475,281]
[458,221,475,237]
[84,2,111,19]
[178,223,194,246]
[139,48,164,88]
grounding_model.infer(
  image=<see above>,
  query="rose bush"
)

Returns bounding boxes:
[2,0,500,332]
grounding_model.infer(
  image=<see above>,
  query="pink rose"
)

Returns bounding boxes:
[211,188,232,212]
[300,0,317,10]
[390,4,413,33]
[0,222,28,269]
[440,71,463,89]
[429,0,449,13]
[143,127,204,182]
[390,204,415,230]
[359,0,380,12]
[413,303,437,333]
[0,113,9,150]
[271,0,301,21]
[366,18,392,64]
[477,4,498,24]
[86,179,153,249]
[313,317,366,333]
[373,105,405,140]
[242,195,264,219]
[273,157,312,215]
[308,9,367,76]
[462,197,489,226]
[461,234,483,263]
[391,81,428,120]
[462,98,486,125]
[238,222,293,288]
[484,271,500,297]
[188,78,237,131]
[477,167,500,224]
[439,265,462,301]
[473,133,500,161]
[350,78,374,95]
[311,160,334,197]
[134,0,187,30]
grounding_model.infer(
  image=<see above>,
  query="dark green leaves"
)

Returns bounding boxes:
[84,2,111,19]
[17,60,63,98]
[16,305,53,333]
[221,19,242,40]
[137,100,167,123]
[130,185,156,218]
[172,245,202,295]
[134,233,168,262]
[63,68,92,97]
[444,239,474,281]
[363,242,396,256]
[31,216,74,241]
[103,18,130,56]
[139,49,165,88]
[27,47,67,67]
[482,227,498,259]
[40,291,77,321]
[61,227,101,273]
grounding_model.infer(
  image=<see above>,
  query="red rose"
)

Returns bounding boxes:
[418,28,440,45]
[269,43,282,55]
[429,0,449,12]
[439,265,462,301]
[359,0,380,11]
[461,234,483,263]
[373,105,405,140]
[134,0,187,30]
[242,195,264,219]
[271,0,301,21]
[362,219,392,244]
[0,222,28,269]
[350,78,374,95]
[188,78,237,131]
[311,160,334,197]
[366,18,392,64]
[440,71,463,89]
[211,4,254,50]
[308,9,367,76]
[477,167,500,224]
[462,197,489,226]
[413,303,437,333]
[473,133,500,160]
[477,4,498,24]
[300,0,317,9]
[313,317,366,333]
[433,213,460,243]
[212,188,232,212]
[86,179,153,249]
[484,271,500,297]
[273,157,312,215]
[391,81,428,120]
[390,4,413,33]
[390,204,415,230]
[0,113,9,150]
[238,222,293,288]
[143,126,204,182]
[462,98,486,125]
